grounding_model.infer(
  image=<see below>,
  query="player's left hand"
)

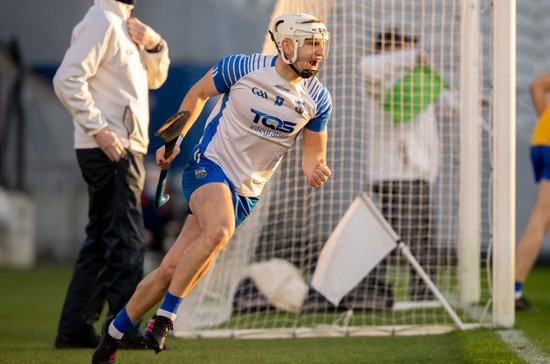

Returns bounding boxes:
[127,17,162,50]
[306,159,331,188]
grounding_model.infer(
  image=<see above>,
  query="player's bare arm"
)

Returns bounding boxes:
[156,70,220,168]
[530,73,550,117]
[302,129,330,188]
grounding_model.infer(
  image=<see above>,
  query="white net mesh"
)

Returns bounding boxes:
[174,0,497,338]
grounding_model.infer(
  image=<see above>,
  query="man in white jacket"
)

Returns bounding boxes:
[358,29,457,304]
[53,0,169,349]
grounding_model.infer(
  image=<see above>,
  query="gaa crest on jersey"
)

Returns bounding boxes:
[195,167,207,179]
[294,100,305,115]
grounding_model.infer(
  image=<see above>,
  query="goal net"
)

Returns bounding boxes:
[173,0,514,338]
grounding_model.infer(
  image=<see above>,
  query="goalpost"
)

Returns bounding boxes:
[173,0,515,338]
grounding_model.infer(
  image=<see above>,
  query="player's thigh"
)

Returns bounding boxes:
[188,182,235,236]
[531,179,550,218]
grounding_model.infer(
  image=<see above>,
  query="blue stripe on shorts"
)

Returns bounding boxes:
[181,149,259,227]
[530,145,550,182]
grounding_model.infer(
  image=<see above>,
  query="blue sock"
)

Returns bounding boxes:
[515,281,523,299]
[156,291,184,321]
[110,307,135,339]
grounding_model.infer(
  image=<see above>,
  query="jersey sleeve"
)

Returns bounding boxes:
[305,81,332,132]
[212,53,274,94]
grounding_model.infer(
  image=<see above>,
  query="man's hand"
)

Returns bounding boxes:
[155,144,181,170]
[94,129,125,162]
[305,159,331,188]
[127,17,162,50]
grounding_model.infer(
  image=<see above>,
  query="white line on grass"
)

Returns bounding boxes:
[498,329,550,364]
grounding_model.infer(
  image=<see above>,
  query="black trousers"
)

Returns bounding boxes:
[57,148,145,337]
[368,179,437,295]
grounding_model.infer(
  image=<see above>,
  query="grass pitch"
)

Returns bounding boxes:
[0,266,549,363]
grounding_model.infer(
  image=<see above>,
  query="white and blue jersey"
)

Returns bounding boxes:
[196,53,332,197]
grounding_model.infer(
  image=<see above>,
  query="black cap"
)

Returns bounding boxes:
[115,0,137,5]
[375,29,418,50]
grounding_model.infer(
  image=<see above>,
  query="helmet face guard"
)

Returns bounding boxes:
[270,13,330,78]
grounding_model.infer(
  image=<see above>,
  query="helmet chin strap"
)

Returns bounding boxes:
[289,63,316,79]
[269,31,319,79]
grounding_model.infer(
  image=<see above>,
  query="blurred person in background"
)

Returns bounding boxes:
[515,72,550,311]
[358,29,458,306]
[52,0,169,349]
[141,159,181,272]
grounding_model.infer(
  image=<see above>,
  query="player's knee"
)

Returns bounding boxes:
[204,225,235,253]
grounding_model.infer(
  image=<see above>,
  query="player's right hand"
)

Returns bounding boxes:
[306,159,331,188]
[94,128,125,162]
[156,144,181,169]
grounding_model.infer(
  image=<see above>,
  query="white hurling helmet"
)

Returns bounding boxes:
[270,13,330,77]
